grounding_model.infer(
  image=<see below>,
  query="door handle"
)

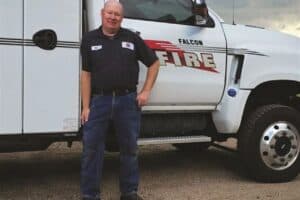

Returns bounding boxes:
[33,29,57,50]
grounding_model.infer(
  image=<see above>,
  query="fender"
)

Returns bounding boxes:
[212,88,250,133]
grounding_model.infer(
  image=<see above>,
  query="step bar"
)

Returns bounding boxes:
[137,135,211,145]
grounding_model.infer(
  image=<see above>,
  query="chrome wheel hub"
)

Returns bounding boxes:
[260,122,300,170]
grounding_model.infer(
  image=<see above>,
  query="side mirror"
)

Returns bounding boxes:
[192,0,209,26]
[191,0,215,27]
[194,14,208,26]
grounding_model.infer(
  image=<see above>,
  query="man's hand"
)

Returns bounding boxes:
[81,71,91,125]
[137,60,159,107]
[81,108,90,125]
[137,90,151,107]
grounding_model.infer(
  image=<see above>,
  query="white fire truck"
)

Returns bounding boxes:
[1,0,300,183]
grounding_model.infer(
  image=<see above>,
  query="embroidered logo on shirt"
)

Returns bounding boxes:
[91,45,102,51]
[122,42,134,50]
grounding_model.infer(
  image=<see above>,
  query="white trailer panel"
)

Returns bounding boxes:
[23,0,81,133]
[0,0,23,134]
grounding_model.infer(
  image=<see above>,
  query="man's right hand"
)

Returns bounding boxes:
[81,71,91,125]
[81,108,90,125]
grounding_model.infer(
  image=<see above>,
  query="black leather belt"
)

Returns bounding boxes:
[92,88,136,96]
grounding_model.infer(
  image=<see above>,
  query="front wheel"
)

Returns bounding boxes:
[238,105,300,182]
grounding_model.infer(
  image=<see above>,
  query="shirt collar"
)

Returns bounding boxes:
[98,26,123,40]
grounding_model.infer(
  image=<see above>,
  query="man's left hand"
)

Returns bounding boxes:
[137,90,151,107]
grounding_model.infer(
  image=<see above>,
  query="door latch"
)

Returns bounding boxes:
[33,29,57,50]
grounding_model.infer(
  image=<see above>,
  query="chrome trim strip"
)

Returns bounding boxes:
[0,38,80,48]
[0,37,267,56]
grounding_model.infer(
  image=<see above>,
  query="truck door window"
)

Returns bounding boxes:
[120,0,204,26]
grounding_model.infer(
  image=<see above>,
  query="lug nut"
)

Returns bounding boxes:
[280,158,285,162]
[288,154,293,158]
[292,145,297,149]
[273,155,278,159]
[263,151,268,156]
[264,136,269,141]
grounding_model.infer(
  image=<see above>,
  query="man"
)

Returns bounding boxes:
[80,1,159,200]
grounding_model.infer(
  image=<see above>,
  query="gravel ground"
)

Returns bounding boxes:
[0,139,299,200]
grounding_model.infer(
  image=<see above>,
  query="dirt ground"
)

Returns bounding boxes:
[0,139,299,200]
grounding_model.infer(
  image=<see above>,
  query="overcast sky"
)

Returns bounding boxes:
[208,0,300,37]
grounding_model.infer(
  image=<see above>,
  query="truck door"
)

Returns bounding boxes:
[120,0,226,111]
[0,0,23,134]
[23,0,81,133]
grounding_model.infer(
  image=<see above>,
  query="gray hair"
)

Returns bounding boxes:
[103,0,124,14]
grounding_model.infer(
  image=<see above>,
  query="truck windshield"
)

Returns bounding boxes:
[120,0,194,24]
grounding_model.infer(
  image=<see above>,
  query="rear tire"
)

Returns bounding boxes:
[238,104,300,182]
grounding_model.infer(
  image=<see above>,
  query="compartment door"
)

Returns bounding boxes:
[23,0,81,133]
[0,0,23,134]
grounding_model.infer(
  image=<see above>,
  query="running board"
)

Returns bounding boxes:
[137,136,211,145]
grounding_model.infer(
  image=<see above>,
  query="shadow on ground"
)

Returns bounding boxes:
[0,143,257,199]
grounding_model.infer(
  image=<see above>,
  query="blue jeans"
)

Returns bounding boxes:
[80,92,141,199]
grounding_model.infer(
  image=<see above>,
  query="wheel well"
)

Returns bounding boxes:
[244,81,300,119]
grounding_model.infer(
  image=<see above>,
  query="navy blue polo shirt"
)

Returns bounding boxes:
[81,26,158,91]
